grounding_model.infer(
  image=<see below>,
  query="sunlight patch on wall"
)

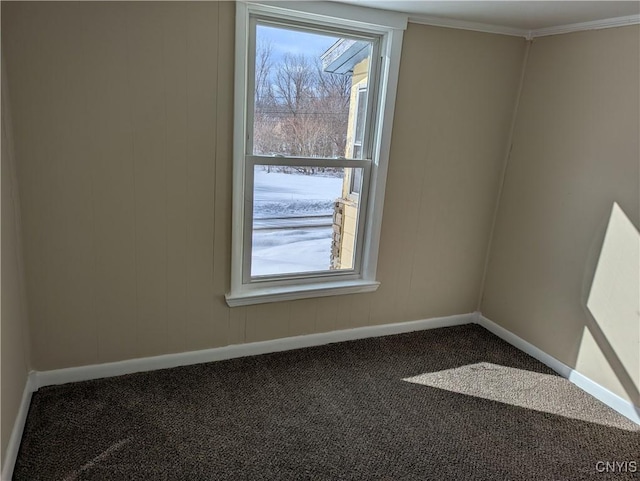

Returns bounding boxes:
[582,202,639,401]
[574,328,630,403]
[403,363,638,430]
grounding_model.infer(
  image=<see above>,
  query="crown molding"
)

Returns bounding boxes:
[408,14,528,38]
[408,13,640,40]
[528,14,640,39]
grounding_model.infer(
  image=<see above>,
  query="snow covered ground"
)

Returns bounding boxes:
[253,169,342,218]
[251,169,343,276]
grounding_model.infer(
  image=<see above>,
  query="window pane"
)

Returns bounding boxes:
[354,88,367,147]
[350,167,363,195]
[252,165,361,277]
[253,23,372,159]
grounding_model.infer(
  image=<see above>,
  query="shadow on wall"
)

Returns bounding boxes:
[580,202,639,407]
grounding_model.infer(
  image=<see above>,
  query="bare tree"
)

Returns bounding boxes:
[255,39,273,107]
[315,58,351,156]
[253,51,352,167]
[274,53,314,114]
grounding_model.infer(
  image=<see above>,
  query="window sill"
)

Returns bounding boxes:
[225,279,380,307]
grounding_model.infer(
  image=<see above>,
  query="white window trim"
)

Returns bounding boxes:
[226,1,406,307]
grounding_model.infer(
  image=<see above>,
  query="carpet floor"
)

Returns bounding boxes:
[14,324,639,480]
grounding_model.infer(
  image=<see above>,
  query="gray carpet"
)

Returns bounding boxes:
[14,324,639,480]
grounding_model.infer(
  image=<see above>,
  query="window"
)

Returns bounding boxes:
[226,2,407,307]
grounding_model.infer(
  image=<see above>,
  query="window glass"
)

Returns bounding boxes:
[350,168,363,195]
[354,87,367,152]
[252,24,371,160]
[251,165,361,277]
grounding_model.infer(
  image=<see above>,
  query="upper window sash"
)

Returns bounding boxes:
[246,18,380,162]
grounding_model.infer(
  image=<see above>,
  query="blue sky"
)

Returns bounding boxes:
[257,24,339,63]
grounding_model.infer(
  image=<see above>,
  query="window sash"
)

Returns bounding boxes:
[247,16,381,162]
[242,156,371,284]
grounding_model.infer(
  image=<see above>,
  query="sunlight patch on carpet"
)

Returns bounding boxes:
[403,362,639,431]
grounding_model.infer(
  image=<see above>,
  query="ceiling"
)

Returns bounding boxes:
[335,1,640,32]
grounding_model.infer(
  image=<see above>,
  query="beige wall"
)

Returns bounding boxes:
[375,24,525,326]
[1,57,32,466]
[3,1,237,370]
[2,2,524,371]
[481,26,640,405]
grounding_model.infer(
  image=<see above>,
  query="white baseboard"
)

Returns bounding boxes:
[0,312,472,481]
[1,373,36,481]
[34,313,474,390]
[6,311,635,481]
[474,312,640,425]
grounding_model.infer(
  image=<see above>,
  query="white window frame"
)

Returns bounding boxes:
[226,1,406,307]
